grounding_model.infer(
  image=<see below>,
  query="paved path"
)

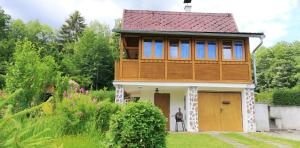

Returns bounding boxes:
[242,133,291,148]
[210,132,248,148]
[264,131,300,142]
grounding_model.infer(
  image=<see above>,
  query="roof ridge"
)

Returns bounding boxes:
[124,9,233,16]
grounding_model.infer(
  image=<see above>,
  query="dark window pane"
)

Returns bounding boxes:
[208,41,216,59]
[234,41,243,60]
[196,41,205,59]
[170,41,179,59]
[155,40,163,58]
[181,41,190,59]
[223,41,232,60]
[143,40,152,58]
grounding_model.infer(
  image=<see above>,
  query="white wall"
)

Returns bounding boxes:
[255,103,270,131]
[139,88,187,131]
[270,106,300,130]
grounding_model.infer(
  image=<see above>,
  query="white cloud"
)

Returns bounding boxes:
[1,0,298,47]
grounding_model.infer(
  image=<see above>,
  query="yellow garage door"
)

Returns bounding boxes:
[198,92,243,131]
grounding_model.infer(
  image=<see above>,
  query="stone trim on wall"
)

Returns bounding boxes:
[186,86,198,132]
[115,85,124,104]
[245,88,256,132]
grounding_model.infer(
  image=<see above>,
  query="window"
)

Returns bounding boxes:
[169,40,191,60]
[222,40,245,61]
[181,40,190,59]
[155,40,163,58]
[169,40,179,59]
[223,41,232,60]
[195,41,205,59]
[208,41,217,60]
[234,41,244,60]
[195,40,217,60]
[142,39,164,59]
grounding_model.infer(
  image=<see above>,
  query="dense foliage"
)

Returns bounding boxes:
[109,102,167,148]
[63,22,114,89]
[273,89,300,106]
[255,41,300,92]
[95,101,120,132]
[5,40,60,109]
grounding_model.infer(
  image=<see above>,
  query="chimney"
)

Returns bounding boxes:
[184,0,192,12]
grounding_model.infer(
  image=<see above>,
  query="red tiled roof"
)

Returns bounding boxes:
[122,10,239,33]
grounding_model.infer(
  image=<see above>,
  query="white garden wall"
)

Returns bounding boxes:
[270,106,300,130]
[255,103,270,131]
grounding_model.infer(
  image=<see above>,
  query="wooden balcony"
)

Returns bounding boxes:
[114,35,253,83]
[115,59,252,83]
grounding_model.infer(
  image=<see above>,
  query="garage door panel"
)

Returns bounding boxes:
[198,93,221,131]
[198,92,243,131]
[220,93,243,131]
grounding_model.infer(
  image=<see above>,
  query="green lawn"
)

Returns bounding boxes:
[250,133,300,148]
[222,133,277,148]
[53,133,300,148]
[166,133,234,148]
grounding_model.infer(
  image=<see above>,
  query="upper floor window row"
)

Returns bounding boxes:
[142,39,245,61]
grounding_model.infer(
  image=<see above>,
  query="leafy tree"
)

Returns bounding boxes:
[64,21,114,89]
[0,7,11,88]
[256,41,300,92]
[111,18,122,60]
[58,10,86,44]
[0,19,59,89]
[0,7,11,40]
[5,40,59,109]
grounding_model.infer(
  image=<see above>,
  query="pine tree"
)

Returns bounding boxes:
[58,11,86,44]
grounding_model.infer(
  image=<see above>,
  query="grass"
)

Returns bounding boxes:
[166,133,234,148]
[52,133,300,148]
[54,135,102,148]
[222,133,277,148]
[250,133,300,148]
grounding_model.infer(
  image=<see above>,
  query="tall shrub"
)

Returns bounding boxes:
[95,101,120,133]
[109,102,167,148]
[273,89,300,106]
[56,94,98,135]
[5,40,59,109]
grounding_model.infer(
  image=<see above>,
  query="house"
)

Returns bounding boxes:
[112,8,264,132]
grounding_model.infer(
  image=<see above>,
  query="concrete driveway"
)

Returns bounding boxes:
[263,130,300,141]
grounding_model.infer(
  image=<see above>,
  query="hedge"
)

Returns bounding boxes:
[273,89,300,106]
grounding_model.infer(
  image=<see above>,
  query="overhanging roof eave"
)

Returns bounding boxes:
[112,29,265,38]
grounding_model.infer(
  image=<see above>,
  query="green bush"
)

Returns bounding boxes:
[273,89,300,105]
[109,102,167,148]
[56,94,98,135]
[256,91,273,104]
[95,101,120,133]
[90,88,115,102]
[5,40,60,109]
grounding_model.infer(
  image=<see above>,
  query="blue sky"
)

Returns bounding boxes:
[1,0,300,47]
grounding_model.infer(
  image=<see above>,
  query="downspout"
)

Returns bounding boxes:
[252,35,265,85]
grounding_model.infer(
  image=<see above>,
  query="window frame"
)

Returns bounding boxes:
[221,40,245,61]
[142,37,165,59]
[168,38,192,60]
[194,39,218,61]
[233,40,245,61]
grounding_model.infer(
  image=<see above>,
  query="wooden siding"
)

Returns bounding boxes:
[122,60,139,78]
[115,35,253,83]
[195,63,220,80]
[140,61,165,79]
[167,62,193,79]
[222,64,249,80]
